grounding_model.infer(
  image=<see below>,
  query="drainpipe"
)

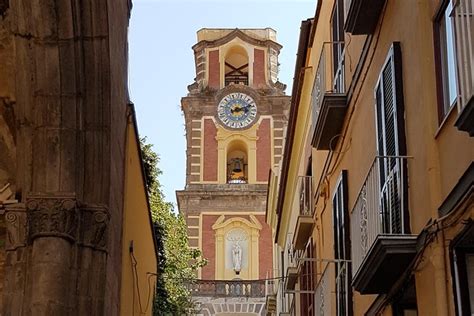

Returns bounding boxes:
[433,228,449,316]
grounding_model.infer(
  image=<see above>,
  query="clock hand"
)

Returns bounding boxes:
[243,104,253,113]
[231,106,243,114]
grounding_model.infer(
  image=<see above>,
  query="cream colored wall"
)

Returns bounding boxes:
[120,118,157,316]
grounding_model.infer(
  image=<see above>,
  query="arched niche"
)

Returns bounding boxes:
[224,45,249,86]
[212,215,262,280]
[226,139,248,184]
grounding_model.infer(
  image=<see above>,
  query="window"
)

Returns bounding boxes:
[392,278,418,316]
[299,241,315,316]
[333,170,352,316]
[331,0,345,93]
[452,223,474,315]
[374,42,409,235]
[434,0,458,121]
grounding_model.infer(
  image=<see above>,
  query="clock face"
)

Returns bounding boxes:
[217,92,257,129]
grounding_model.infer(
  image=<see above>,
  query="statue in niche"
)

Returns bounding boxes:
[232,242,242,274]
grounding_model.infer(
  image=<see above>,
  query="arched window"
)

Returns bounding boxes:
[224,45,249,86]
[226,140,248,184]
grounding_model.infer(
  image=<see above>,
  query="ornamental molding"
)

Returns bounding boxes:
[78,204,110,252]
[26,195,78,242]
[4,194,110,252]
[4,203,27,251]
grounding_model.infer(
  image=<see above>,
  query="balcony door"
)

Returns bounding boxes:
[331,0,345,93]
[374,42,408,235]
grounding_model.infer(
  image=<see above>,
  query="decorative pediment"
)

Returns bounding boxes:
[193,28,282,52]
[212,214,262,231]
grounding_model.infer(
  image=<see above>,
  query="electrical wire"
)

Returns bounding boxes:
[130,251,145,315]
[144,272,158,313]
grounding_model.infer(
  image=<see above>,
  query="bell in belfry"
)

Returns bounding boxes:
[232,158,243,173]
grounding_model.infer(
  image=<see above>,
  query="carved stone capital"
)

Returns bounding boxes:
[26,195,78,243]
[4,204,27,251]
[78,204,110,252]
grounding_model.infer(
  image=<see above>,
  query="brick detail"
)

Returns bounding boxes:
[257,215,273,279]
[201,215,219,279]
[208,50,220,89]
[253,49,265,88]
[257,119,271,182]
[203,119,218,181]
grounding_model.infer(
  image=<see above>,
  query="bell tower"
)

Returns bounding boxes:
[176,28,290,315]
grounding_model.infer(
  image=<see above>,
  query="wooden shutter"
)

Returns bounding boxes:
[374,42,408,235]
[333,170,352,316]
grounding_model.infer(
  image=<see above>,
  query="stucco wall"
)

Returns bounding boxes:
[120,115,157,316]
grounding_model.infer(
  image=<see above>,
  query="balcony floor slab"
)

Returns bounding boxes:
[352,234,417,294]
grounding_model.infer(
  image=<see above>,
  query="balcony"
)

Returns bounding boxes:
[314,260,351,316]
[344,0,387,35]
[284,240,299,291]
[351,156,416,294]
[292,176,314,250]
[314,263,333,316]
[265,278,277,313]
[453,0,474,136]
[187,279,265,297]
[284,238,312,292]
[311,42,348,150]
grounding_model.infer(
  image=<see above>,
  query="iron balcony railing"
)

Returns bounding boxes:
[350,156,410,277]
[187,279,265,297]
[314,260,351,316]
[265,271,277,296]
[453,0,474,113]
[315,263,332,316]
[312,41,346,131]
[298,176,314,216]
[286,237,307,270]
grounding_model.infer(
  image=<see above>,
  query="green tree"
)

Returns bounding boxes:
[140,137,206,315]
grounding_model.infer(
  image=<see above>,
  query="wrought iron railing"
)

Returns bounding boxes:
[298,176,314,216]
[453,0,474,113]
[314,260,351,316]
[312,41,346,131]
[187,279,265,297]
[265,276,276,296]
[314,263,332,316]
[350,156,410,277]
[286,237,307,270]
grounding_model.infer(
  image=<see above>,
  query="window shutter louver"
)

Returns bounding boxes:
[374,43,408,235]
[333,171,352,316]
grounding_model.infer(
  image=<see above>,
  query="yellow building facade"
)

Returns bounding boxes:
[267,0,473,315]
[120,104,158,316]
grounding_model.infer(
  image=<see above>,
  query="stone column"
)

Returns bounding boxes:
[2,0,128,314]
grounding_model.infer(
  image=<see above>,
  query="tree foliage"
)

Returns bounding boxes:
[140,137,207,315]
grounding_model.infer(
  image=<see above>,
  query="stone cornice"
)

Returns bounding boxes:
[192,28,282,52]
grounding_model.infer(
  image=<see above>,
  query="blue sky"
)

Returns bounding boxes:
[129,0,316,207]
